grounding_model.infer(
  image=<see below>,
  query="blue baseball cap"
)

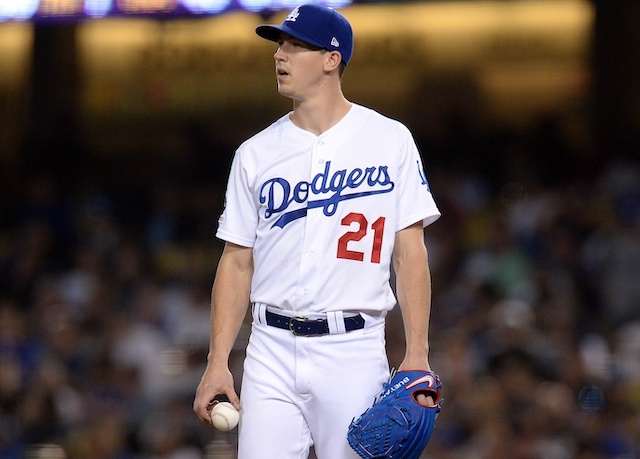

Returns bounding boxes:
[256,4,354,65]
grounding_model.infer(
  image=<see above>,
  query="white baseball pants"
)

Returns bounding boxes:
[237,305,389,459]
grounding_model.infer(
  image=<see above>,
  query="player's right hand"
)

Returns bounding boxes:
[193,365,240,424]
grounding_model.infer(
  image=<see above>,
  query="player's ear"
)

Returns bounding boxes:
[324,50,343,73]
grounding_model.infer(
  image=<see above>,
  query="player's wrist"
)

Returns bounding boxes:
[398,354,431,372]
[206,351,232,368]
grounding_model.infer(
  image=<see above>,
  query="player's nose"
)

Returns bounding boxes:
[274,46,286,61]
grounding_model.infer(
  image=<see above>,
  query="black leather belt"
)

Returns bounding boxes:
[265,310,365,336]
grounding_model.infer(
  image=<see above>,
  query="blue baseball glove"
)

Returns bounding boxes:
[347,370,442,459]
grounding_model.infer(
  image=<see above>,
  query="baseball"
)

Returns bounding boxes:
[210,402,239,431]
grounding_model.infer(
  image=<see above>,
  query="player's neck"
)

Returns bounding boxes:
[290,92,352,136]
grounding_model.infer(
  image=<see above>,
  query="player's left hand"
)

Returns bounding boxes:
[347,369,442,459]
[398,359,434,406]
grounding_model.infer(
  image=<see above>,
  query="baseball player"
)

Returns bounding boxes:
[193,4,441,458]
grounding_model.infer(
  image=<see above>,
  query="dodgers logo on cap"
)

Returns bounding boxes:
[256,4,354,65]
[285,7,300,22]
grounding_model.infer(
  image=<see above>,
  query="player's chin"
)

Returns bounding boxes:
[276,83,293,98]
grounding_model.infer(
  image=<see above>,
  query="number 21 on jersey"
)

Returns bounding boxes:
[337,212,385,264]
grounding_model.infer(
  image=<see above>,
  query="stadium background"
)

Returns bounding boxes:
[0,1,639,457]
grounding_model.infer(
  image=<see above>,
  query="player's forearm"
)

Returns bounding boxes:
[207,246,253,366]
[396,258,432,364]
[393,225,432,369]
[207,291,250,366]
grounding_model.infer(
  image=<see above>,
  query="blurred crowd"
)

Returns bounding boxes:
[0,116,639,459]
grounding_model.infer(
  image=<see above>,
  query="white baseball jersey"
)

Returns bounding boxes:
[216,104,440,317]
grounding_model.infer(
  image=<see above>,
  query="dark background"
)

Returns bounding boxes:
[0,1,639,458]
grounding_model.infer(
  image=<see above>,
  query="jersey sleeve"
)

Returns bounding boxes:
[394,128,441,231]
[215,150,259,248]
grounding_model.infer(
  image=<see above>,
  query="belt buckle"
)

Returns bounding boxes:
[289,316,322,337]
